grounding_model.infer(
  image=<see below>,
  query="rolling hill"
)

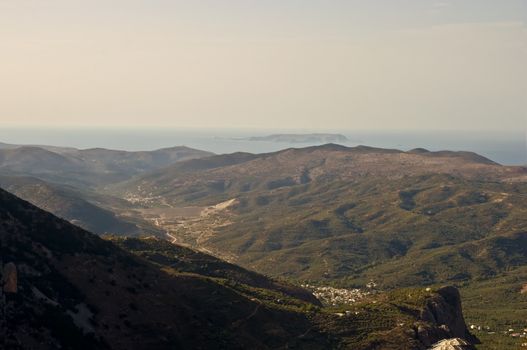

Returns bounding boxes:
[114,144,527,285]
[114,144,524,210]
[0,143,214,235]
[0,144,213,188]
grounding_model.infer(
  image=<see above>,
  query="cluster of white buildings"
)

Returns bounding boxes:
[505,327,527,339]
[470,324,527,341]
[123,189,159,205]
[301,283,373,306]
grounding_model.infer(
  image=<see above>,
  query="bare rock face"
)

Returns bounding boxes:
[416,286,479,347]
[423,287,468,338]
[2,262,18,293]
[416,322,450,347]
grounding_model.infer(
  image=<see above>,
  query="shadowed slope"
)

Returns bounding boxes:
[0,187,478,349]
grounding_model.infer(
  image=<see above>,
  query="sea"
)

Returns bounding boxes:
[0,127,525,165]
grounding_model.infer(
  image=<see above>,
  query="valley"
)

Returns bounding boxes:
[110,144,527,349]
[1,142,526,349]
[0,188,480,349]
[133,198,239,261]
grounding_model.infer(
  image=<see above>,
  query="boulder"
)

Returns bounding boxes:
[429,338,476,350]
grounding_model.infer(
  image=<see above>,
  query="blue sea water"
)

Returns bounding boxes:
[0,127,525,165]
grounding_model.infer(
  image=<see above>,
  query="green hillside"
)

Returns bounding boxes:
[110,145,527,350]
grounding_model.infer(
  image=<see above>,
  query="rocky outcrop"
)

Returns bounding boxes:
[416,286,478,348]
[429,338,476,350]
[2,262,17,293]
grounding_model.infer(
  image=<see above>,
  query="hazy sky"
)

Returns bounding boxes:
[0,0,526,130]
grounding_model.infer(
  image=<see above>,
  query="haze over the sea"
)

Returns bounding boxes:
[0,127,524,166]
[1,1,525,163]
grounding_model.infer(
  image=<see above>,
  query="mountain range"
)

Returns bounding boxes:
[115,145,527,284]
[1,141,525,349]
[0,143,212,188]
[0,187,476,349]
[110,144,527,349]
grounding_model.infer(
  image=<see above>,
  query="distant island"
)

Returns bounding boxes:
[245,133,349,143]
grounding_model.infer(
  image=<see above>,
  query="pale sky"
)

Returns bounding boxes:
[0,0,526,130]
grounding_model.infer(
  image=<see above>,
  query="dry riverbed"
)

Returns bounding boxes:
[125,198,240,262]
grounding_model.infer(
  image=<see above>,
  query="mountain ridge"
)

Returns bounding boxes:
[0,175,158,236]
[0,143,213,188]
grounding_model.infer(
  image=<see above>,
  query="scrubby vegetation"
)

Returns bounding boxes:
[1,188,479,349]
[109,145,527,349]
